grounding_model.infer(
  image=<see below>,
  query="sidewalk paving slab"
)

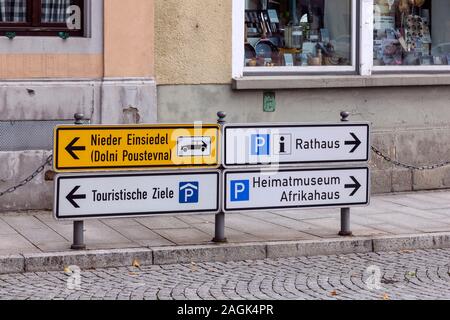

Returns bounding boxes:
[1,190,450,273]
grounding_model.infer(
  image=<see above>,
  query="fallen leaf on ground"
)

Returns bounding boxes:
[383,294,390,300]
[406,271,416,277]
[63,267,71,274]
[132,259,141,268]
[330,290,338,296]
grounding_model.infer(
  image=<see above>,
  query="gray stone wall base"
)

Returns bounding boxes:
[1,233,450,274]
[0,79,157,211]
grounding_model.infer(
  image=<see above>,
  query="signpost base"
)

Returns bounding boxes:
[213,212,227,243]
[338,208,353,237]
[71,220,86,250]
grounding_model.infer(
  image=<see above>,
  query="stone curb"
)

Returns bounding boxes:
[1,232,450,274]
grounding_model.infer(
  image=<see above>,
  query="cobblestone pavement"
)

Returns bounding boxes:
[0,249,449,300]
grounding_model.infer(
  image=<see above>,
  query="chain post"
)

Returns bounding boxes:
[71,113,87,250]
[339,111,353,237]
[213,111,227,243]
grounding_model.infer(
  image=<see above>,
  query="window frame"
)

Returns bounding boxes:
[369,0,450,73]
[232,0,450,79]
[233,0,358,77]
[0,0,84,37]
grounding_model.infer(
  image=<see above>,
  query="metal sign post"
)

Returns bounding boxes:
[213,112,227,243]
[339,112,353,236]
[71,113,86,250]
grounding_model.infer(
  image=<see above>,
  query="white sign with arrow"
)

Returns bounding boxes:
[54,171,220,220]
[223,123,370,167]
[223,167,370,212]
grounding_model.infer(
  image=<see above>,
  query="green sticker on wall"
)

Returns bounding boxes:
[263,92,276,112]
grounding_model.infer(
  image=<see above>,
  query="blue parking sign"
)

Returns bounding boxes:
[251,134,270,156]
[179,182,199,203]
[230,180,250,202]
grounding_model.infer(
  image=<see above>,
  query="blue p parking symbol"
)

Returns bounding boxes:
[230,180,250,202]
[251,134,270,156]
[179,182,199,203]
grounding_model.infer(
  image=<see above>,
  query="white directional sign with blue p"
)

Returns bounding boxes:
[54,171,220,220]
[224,123,370,167]
[224,167,370,213]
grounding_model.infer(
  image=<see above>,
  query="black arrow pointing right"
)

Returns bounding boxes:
[345,176,362,197]
[65,137,86,160]
[345,133,362,153]
[66,186,86,208]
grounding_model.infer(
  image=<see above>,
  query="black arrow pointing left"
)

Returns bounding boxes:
[66,186,86,208]
[65,137,86,160]
[345,133,362,153]
[345,176,361,197]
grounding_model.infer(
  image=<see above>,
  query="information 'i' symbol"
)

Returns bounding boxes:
[279,136,286,154]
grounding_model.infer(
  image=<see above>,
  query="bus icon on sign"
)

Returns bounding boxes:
[179,182,199,203]
[177,137,211,157]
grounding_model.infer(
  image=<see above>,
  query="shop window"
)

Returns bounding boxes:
[243,0,355,72]
[373,0,450,68]
[0,0,84,37]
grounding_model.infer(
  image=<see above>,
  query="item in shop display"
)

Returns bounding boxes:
[244,26,257,66]
[399,0,411,14]
[288,0,300,26]
[245,43,257,65]
[420,55,433,65]
[291,26,303,49]
[308,56,321,66]
[404,52,421,65]
[374,0,395,32]
[318,42,349,66]
[284,54,294,66]
[255,38,279,66]
[268,9,279,24]
[433,56,444,65]
[387,0,395,10]
[320,28,330,43]
[414,0,426,7]
[302,42,317,57]
[285,25,303,49]
[380,39,403,65]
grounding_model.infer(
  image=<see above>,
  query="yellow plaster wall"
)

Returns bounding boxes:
[155,0,232,85]
[0,54,103,79]
[104,0,155,78]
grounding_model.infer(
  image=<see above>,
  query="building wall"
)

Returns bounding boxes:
[104,0,155,78]
[155,0,450,194]
[155,0,232,85]
[0,0,157,211]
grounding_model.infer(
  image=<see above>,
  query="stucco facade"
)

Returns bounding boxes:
[0,0,157,211]
[2,0,450,211]
[155,0,450,195]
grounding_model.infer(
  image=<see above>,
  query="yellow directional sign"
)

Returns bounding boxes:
[54,125,220,172]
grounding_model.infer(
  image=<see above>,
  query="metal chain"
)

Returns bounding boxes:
[0,155,53,197]
[371,146,450,171]
[0,146,449,198]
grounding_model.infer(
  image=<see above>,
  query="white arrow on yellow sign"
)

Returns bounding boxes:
[53,124,220,172]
